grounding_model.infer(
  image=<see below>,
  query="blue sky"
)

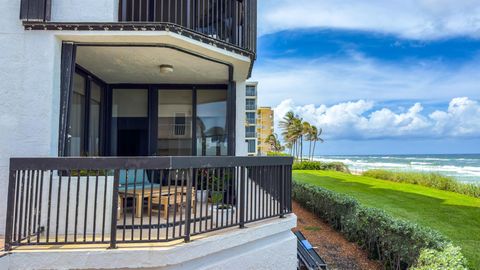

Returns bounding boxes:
[252,0,480,155]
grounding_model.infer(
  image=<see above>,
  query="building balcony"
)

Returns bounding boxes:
[20,0,257,55]
[4,156,293,251]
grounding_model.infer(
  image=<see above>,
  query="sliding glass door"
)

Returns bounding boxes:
[110,88,149,156]
[157,90,193,156]
[66,82,230,157]
[66,70,105,157]
[196,90,227,156]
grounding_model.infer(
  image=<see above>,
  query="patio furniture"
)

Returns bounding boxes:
[150,187,196,219]
[117,170,196,219]
[118,170,161,218]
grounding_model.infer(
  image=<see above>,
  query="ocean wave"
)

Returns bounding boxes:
[313,156,480,179]
[410,162,432,165]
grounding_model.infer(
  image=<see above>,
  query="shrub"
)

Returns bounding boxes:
[293,161,350,173]
[292,181,468,270]
[266,151,291,157]
[362,170,480,198]
[411,244,468,270]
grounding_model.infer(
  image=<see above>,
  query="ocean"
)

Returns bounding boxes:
[313,154,480,184]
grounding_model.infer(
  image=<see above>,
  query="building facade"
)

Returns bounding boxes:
[257,107,275,155]
[245,82,258,156]
[0,1,296,269]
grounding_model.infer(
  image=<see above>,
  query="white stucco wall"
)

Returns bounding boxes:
[2,215,297,270]
[52,0,118,22]
[0,0,251,235]
[0,0,62,235]
[235,81,248,156]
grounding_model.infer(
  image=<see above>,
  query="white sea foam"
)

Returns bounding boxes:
[410,162,432,165]
[313,155,480,183]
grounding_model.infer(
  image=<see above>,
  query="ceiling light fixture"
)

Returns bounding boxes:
[159,64,174,74]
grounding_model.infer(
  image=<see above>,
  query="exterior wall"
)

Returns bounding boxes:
[257,107,275,156]
[0,0,62,234]
[52,0,118,22]
[235,81,248,156]
[1,215,297,270]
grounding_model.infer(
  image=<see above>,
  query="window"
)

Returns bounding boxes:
[174,113,187,136]
[197,90,228,156]
[246,85,256,96]
[245,126,256,138]
[247,140,256,153]
[246,112,256,125]
[246,99,256,110]
[66,71,104,156]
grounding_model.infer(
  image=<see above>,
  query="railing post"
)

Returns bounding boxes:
[109,169,120,249]
[239,167,246,228]
[232,0,238,46]
[280,165,285,218]
[184,169,193,243]
[4,168,17,251]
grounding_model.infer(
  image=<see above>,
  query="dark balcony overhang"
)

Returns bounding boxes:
[22,21,256,77]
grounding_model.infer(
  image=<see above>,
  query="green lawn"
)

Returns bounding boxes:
[293,170,480,269]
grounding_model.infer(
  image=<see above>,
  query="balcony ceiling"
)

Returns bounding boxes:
[76,46,229,84]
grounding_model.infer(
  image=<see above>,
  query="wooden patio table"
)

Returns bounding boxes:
[118,187,190,218]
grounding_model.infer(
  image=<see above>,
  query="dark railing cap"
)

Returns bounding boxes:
[10,156,294,171]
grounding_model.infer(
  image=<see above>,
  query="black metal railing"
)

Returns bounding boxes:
[4,156,292,250]
[118,0,257,53]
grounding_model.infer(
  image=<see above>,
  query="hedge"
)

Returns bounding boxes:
[292,181,468,270]
[293,161,350,173]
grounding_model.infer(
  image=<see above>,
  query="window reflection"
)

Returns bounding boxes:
[196,90,227,156]
[89,82,102,156]
[158,90,193,156]
[67,73,86,156]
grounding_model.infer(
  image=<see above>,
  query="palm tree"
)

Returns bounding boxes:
[265,133,284,152]
[290,117,303,159]
[280,111,297,156]
[306,125,317,160]
[312,127,324,159]
[300,121,311,161]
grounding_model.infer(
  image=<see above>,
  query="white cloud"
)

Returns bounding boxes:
[259,0,480,39]
[273,97,480,140]
[252,56,480,106]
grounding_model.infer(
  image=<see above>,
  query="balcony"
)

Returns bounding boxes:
[4,156,292,250]
[20,0,257,54]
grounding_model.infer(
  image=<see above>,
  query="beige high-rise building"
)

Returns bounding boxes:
[257,107,274,155]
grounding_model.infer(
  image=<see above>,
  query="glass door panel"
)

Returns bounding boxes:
[88,81,102,156]
[157,90,193,156]
[196,90,227,156]
[67,73,86,156]
[111,89,149,156]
